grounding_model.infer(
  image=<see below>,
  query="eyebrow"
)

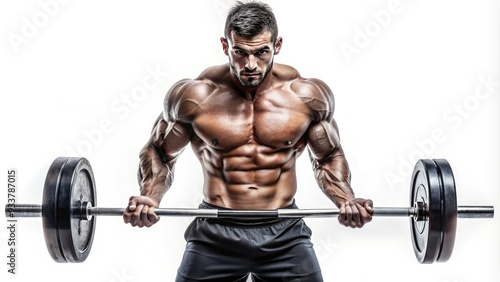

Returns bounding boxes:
[232,45,272,53]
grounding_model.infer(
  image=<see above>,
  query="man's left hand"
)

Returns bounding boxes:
[338,198,374,228]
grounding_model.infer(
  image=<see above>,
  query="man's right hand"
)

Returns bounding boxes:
[123,196,160,228]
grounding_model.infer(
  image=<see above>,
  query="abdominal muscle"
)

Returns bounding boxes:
[196,142,301,210]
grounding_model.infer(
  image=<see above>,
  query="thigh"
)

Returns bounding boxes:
[175,219,251,282]
[253,241,323,282]
[252,219,323,281]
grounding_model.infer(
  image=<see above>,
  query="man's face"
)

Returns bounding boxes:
[221,30,282,87]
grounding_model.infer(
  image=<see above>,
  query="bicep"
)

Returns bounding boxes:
[144,114,192,163]
[306,119,342,162]
[137,114,191,193]
[300,77,342,161]
[146,78,199,160]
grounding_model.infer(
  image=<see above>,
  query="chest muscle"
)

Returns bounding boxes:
[192,93,311,149]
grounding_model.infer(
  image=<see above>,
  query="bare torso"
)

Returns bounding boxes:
[127,61,371,228]
[171,63,324,209]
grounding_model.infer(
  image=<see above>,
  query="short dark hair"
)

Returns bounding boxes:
[224,1,278,43]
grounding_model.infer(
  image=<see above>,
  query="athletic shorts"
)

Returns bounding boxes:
[175,201,323,282]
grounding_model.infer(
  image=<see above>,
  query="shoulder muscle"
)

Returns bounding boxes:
[163,78,217,122]
[291,78,335,122]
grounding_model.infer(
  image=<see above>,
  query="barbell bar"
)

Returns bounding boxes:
[7,204,494,219]
[3,157,495,264]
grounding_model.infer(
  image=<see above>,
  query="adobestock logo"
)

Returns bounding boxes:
[8,0,71,54]
[340,0,405,64]
[384,74,498,189]
[212,0,232,20]
[108,267,135,282]
[65,64,170,158]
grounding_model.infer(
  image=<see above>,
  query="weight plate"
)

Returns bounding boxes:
[42,157,96,263]
[42,157,70,262]
[433,159,457,262]
[410,159,444,264]
[57,157,97,263]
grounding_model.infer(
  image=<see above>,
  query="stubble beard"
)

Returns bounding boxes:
[230,60,273,88]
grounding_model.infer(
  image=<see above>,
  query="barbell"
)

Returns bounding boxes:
[4,157,494,264]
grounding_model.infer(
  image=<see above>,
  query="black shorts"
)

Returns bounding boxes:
[175,201,323,282]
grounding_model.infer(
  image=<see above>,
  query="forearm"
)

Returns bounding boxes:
[137,144,176,205]
[310,147,355,207]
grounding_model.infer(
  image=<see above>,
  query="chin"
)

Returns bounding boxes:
[244,81,261,87]
[239,78,261,87]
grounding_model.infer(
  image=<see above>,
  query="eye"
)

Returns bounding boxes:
[258,50,269,55]
[234,50,246,56]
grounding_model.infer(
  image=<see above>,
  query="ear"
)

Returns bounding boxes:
[220,37,229,56]
[273,37,283,55]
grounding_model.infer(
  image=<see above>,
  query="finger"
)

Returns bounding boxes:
[128,197,138,211]
[124,197,138,225]
[365,200,374,213]
[148,207,160,225]
[338,202,347,226]
[365,202,374,219]
[131,204,145,227]
[350,203,361,228]
[356,203,371,220]
[140,205,152,228]
[356,203,372,227]
[345,202,354,227]
[123,209,133,224]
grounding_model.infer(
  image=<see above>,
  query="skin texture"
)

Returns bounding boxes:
[123,30,373,228]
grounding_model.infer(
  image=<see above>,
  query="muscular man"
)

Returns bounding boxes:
[123,2,373,281]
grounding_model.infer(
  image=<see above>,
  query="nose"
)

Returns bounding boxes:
[245,55,257,71]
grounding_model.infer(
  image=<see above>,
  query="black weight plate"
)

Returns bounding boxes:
[57,157,97,263]
[410,159,444,264]
[42,157,71,262]
[433,159,457,262]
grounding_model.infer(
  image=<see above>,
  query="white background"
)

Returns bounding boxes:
[1,0,498,281]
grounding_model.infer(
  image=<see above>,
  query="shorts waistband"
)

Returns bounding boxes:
[198,200,298,227]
